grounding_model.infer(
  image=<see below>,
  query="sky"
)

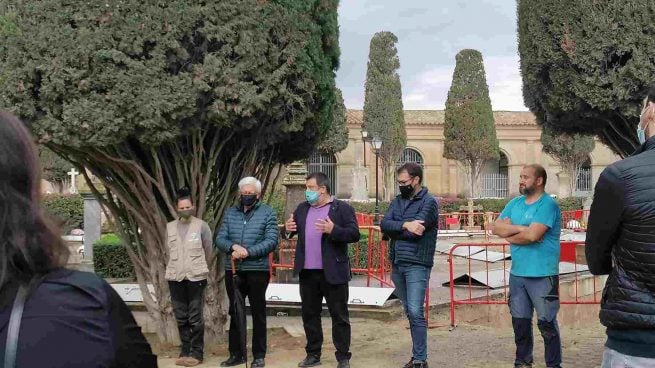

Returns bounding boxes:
[336,0,527,111]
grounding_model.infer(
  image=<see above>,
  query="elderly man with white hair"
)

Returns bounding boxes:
[215,176,278,368]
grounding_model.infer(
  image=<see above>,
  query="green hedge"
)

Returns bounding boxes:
[346,196,582,216]
[348,201,391,216]
[557,197,584,212]
[93,234,134,279]
[435,196,583,214]
[42,194,83,234]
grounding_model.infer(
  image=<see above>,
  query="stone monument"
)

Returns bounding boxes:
[350,159,369,201]
[279,161,308,283]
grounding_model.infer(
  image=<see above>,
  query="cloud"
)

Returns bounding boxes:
[396,55,527,111]
[336,0,526,111]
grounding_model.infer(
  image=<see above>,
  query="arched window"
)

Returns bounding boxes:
[479,152,509,198]
[575,157,592,195]
[306,151,338,194]
[396,148,424,168]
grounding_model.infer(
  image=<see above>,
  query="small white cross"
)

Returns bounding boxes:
[68,168,79,194]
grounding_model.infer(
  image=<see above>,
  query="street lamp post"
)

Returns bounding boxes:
[360,128,369,168]
[371,137,383,225]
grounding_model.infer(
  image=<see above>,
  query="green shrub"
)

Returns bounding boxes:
[435,196,582,214]
[265,187,286,223]
[93,233,134,279]
[42,194,83,234]
[349,201,391,216]
[557,197,584,211]
[474,198,513,213]
[437,197,466,213]
[348,238,371,270]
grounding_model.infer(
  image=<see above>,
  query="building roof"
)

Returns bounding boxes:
[347,109,537,127]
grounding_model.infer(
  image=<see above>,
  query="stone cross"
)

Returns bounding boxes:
[459,199,483,229]
[68,168,80,194]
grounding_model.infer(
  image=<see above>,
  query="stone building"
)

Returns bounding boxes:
[307,110,620,199]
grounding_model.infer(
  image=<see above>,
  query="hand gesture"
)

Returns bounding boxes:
[404,220,425,236]
[232,244,249,259]
[315,217,335,234]
[285,214,297,233]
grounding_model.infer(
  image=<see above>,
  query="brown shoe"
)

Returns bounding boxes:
[175,357,190,366]
[184,357,202,367]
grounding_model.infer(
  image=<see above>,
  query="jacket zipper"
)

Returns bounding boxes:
[238,208,256,271]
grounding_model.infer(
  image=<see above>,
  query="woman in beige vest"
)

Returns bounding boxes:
[165,187,214,367]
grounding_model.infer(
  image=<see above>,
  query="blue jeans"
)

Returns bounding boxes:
[602,347,655,368]
[509,274,562,368]
[392,263,431,361]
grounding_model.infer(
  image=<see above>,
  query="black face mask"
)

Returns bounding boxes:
[399,184,415,199]
[240,194,258,207]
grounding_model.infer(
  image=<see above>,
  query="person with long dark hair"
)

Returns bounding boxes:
[0,111,157,368]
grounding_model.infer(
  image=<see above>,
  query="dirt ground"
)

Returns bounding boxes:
[155,313,607,368]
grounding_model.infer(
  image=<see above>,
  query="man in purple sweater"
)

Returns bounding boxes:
[284,172,360,368]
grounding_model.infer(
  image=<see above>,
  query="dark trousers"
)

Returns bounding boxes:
[509,274,562,368]
[225,271,270,359]
[169,279,207,360]
[299,270,351,362]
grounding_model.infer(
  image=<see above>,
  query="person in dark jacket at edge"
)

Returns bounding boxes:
[215,176,279,368]
[284,172,360,368]
[586,85,655,368]
[0,111,157,367]
[380,163,438,368]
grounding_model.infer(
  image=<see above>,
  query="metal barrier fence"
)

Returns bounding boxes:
[447,241,601,327]
[360,210,590,232]
[269,225,393,288]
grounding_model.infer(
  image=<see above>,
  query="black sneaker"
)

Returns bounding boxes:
[402,357,415,368]
[413,360,428,368]
[252,358,265,367]
[298,355,321,367]
[337,360,350,368]
[220,355,246,367]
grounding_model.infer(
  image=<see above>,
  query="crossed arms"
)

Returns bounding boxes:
[490,218,548,245]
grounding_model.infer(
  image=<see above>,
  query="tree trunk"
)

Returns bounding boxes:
[55,128,276,345]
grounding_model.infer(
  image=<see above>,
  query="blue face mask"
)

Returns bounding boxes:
[305,190,320,204]
[639,104,652,144]
[637,125,646,145]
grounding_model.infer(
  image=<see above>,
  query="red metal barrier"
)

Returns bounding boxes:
[269,225,393,288]
[355,212,374,226]
[448,241,601,327]
[561,210,590,231]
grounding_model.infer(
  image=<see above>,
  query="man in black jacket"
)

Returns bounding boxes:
[586,86,655,367]
[284,172,360,368]
[380,163,438,368]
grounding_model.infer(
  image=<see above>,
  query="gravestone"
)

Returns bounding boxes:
[80,192,102,272]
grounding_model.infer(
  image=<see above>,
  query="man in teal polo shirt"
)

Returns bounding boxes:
[491,164,562,368]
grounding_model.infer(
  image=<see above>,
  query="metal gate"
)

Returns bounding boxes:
[479,173,509,198]
[396,148,424,168]
[307,151,337,193]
